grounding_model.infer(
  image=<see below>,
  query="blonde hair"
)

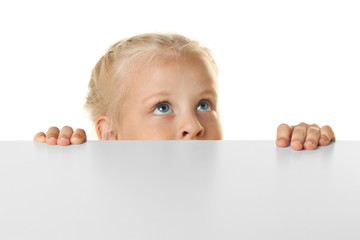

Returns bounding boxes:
[84,33,218,139]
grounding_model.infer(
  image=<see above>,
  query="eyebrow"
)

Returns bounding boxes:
[142,89,217,104]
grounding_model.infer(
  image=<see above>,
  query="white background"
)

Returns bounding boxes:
[0,0,359,140]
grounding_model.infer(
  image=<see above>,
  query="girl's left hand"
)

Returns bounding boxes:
[276,122,336,151]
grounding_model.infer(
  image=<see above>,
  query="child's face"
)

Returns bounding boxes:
[116,54,223,140]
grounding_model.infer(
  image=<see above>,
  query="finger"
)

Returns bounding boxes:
[319,125,336,146]
[70,128,87,144]
[276,123,293,147]
[46,127,60,145]
[290,125,307,151]
[33,132,46,143]
[304,126,321,150]
[57,126,74,146]
[292,122,309,129]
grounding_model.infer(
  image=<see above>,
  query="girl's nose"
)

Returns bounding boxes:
[179,113,205,139]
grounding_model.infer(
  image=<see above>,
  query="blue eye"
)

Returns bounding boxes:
[197,100,211,112]
[153,103,173,115]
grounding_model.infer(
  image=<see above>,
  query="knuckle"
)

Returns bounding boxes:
[294,125,307,132]
[72,133,84,139]
[321,125,332,131]
[72,134,80,139]
[310,123,320,128]
[62,126,74,131]
[72,129,87,140]
[277,123,289,131]
[46,127,60,135]
[308,126,320,131]
[34,132,45,142]
[320,134,330,141]
[75,128,85,134]
[292,129,306,140]
[307,127,320,136]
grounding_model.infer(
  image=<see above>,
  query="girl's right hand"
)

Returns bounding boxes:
[33,126,87,146]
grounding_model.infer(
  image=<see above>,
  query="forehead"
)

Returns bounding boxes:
[130,54,218,90]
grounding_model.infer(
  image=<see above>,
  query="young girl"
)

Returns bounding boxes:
[33,33,335,151]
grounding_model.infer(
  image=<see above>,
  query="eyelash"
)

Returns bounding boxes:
[151,98,214,113]
[198,98,214,110]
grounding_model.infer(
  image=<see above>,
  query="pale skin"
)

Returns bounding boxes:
[33,54,336,150]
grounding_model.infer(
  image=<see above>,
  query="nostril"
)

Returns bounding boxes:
[183,131,189,136]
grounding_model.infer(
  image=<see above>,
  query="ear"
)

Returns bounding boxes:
[95,116,117,140]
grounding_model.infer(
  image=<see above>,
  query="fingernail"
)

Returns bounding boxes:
[319,137,328,145]
[291,140,303,150]
[279,139,287,146]
[58,137,70,146]
[71,136,78,142]
[307,141,314,146]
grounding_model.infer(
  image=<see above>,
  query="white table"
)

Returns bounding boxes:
[1,141,359,239]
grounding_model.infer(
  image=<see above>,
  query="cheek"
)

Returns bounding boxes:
[199,112,223,138]
[199,112,218,124]
[117,110,147,139]
[141,115,176,139]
